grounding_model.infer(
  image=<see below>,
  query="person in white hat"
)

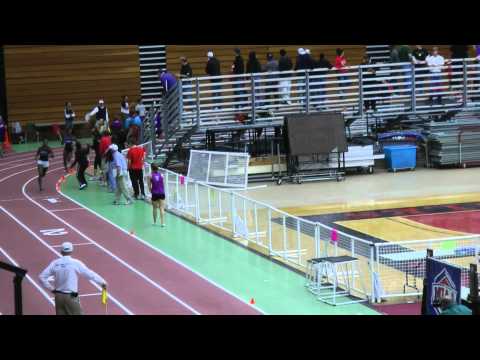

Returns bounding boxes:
[205,50,223,108]
[110,143,133,205]
[86,99,110,129]
[39,242,107,315]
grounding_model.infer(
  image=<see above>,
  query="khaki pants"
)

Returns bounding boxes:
[55,293,84,315]
[115,174,131,202]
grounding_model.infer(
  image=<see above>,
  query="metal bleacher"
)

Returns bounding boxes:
[145,55,480,165]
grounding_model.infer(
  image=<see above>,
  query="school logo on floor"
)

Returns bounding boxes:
[431,268,458,315]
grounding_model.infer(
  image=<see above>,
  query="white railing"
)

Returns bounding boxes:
[174,58,480,135]
[159,166,480,303]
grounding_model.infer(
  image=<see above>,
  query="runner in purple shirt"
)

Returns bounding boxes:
[147,163,166,227]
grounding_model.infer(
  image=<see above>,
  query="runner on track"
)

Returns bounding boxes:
[35,139,54,191]
[63,129,75,172]
[147,163,166,227]
[70,141,90,190]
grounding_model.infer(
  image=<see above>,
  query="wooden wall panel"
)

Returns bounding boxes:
[166,45,367,78]
[167,45,477,79]
[4,45,141,126]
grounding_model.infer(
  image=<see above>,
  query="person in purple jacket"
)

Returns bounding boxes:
[147,163,166,227]
[159,70,178,95]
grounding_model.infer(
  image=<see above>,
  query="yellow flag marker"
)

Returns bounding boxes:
[101,288,108,306]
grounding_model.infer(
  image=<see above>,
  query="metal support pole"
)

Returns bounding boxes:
[411,63,416,112]
[13,274,23,316]
[195,79,201,127]
[358,66,364,117]
[463,59,468,106]
[251,75,256,124]
[305,71,310,113]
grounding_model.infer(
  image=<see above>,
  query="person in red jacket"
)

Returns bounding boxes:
[126,142,146,200]
[334,48,349,99]
[98,131,112,187]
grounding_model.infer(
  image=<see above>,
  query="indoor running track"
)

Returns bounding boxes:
[0,149,260,315]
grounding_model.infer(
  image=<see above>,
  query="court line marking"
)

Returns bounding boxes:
[0,245,55,308]
[404,208,480,219]
[0,204,134,316]
[23,171,201,315]
[51,208,85,213]
[0,162,40,173]
[59,174,266,315]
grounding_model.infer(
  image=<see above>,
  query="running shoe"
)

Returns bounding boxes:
[113,200,120,205]
[126,200,132,205]
[161,223,166,228]
[79,184,87,190]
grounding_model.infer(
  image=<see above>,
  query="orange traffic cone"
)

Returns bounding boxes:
[249,298,255,305]
[3,132,11,152]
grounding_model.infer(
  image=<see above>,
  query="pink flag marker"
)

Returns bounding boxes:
[331,229,338,243]
[180,176,185,185]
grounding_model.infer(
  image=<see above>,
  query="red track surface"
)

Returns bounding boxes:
[0,149,260,315]
[404,211,480,234]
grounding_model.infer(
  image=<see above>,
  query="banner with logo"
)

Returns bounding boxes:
[426,258,462,315]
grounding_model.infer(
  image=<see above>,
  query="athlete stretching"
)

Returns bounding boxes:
[36,139,54,191]
[147,163,166,227]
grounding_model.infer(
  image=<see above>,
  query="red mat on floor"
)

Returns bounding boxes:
[373,302,421,315]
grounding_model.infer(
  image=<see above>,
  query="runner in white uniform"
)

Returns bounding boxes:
[35,139,54,191]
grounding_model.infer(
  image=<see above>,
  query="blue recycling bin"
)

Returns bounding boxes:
[384,145,417,172]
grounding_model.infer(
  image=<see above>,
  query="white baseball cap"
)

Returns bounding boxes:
[298,48,305,55]
[109,144,118,152]
[62,242,73,253]
[306,49,311,54]
[99,99,105,104]
[207,51,214,58]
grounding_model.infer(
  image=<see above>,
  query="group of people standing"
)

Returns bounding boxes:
[56,96,166,226]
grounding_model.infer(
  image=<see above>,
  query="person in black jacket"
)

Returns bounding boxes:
[231,48,246,108]
[311,53,332,109]
[247,51,263,106]
[70,141,90,190]
[412,45,429,93]
[295,48,309,103]
[278,49,293,104]
[179,57,193,100]
[449,45,469,90]
[205,51,222,107]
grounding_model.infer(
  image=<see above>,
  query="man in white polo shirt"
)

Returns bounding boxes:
[426,47,445,105]
[39,242,107,315]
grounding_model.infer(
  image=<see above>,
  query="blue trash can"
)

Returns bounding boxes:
[384,145,417,172]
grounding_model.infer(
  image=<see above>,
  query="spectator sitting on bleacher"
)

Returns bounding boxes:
[64,102,75,134]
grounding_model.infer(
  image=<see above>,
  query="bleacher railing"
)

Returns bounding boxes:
[159,166,480,303]
[173,58,480,136]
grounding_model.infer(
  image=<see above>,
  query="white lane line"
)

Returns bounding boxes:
[0,198,27,203]
[0,160,64,184]
[51,208,85,213]
[0,162,38,173]
[0,149,63,166]
[51,242,93,248]
[0,204,134,316]
[0,245,55,308]
[23,171,201,315]
[59,175,266,314]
